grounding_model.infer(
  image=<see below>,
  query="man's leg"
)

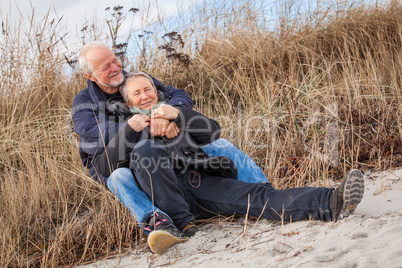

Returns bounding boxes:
[202,138,268,183]
[107,168,169,230]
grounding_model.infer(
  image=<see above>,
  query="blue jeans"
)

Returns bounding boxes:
[107,138,279,229]
[201,138,268,184]
[131,139,333,230]
[107,167,169,228]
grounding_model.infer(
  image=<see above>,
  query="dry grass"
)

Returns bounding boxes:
[152,0,402,187]
[0,0,401,266]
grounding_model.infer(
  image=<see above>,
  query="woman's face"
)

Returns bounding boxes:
[126,76,158,110]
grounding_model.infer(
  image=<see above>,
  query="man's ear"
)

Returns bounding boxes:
[85,73,97,82]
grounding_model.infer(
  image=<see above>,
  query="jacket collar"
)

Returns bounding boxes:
[86,78,122,107]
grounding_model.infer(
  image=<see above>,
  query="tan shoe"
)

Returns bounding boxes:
[146,212,189,254]
[147,228,188,254]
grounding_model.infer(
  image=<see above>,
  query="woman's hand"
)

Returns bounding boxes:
[151,104,179,120]
[127,114,150,132]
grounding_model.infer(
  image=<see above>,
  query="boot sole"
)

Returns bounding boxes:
[339,169,365,219]
[147,230,189,254]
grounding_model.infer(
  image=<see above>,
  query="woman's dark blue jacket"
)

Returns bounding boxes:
[92,93,237,181]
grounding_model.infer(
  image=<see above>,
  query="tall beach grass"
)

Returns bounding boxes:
[0,0,401,266]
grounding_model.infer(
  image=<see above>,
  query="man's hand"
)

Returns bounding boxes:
[127,114,150,132]
[165,122,181,139]
[149,105,180,137]
[149,118,181,138]
[150,118,169,136]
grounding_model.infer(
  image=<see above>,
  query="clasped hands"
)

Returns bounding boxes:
[127,104,180,139]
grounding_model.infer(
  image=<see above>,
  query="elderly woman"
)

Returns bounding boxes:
[95,71,364,254]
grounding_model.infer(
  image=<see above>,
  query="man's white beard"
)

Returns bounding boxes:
[103,80,123,88]
[94,73,124,88]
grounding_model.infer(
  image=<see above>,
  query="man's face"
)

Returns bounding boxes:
[126,76,158,110]
[85,46,124,91]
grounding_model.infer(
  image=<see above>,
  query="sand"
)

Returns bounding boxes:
[78,168,402,268]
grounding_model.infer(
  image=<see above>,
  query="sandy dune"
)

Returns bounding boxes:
[78,168,402,268]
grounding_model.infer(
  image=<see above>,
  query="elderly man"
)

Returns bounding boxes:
[71,41,270,253]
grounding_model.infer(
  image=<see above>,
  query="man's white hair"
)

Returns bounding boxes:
[78,41,110,74]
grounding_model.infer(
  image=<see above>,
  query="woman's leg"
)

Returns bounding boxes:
[131,139,195,230]
[185,172,333,222]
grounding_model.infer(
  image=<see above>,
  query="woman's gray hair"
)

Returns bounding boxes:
[78,41,109,74]
[119,71,157,105]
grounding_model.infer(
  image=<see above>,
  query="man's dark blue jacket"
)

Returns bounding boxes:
[71,76,193,184]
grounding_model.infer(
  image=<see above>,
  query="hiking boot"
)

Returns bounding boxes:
[145,212,188,254]
[330,169,365,221]
[181,221,199,237]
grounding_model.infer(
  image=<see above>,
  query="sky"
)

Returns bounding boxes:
[1,0,391,40]
[0,0,201,38]
[0,0,392,66]
[0,0,207,63]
